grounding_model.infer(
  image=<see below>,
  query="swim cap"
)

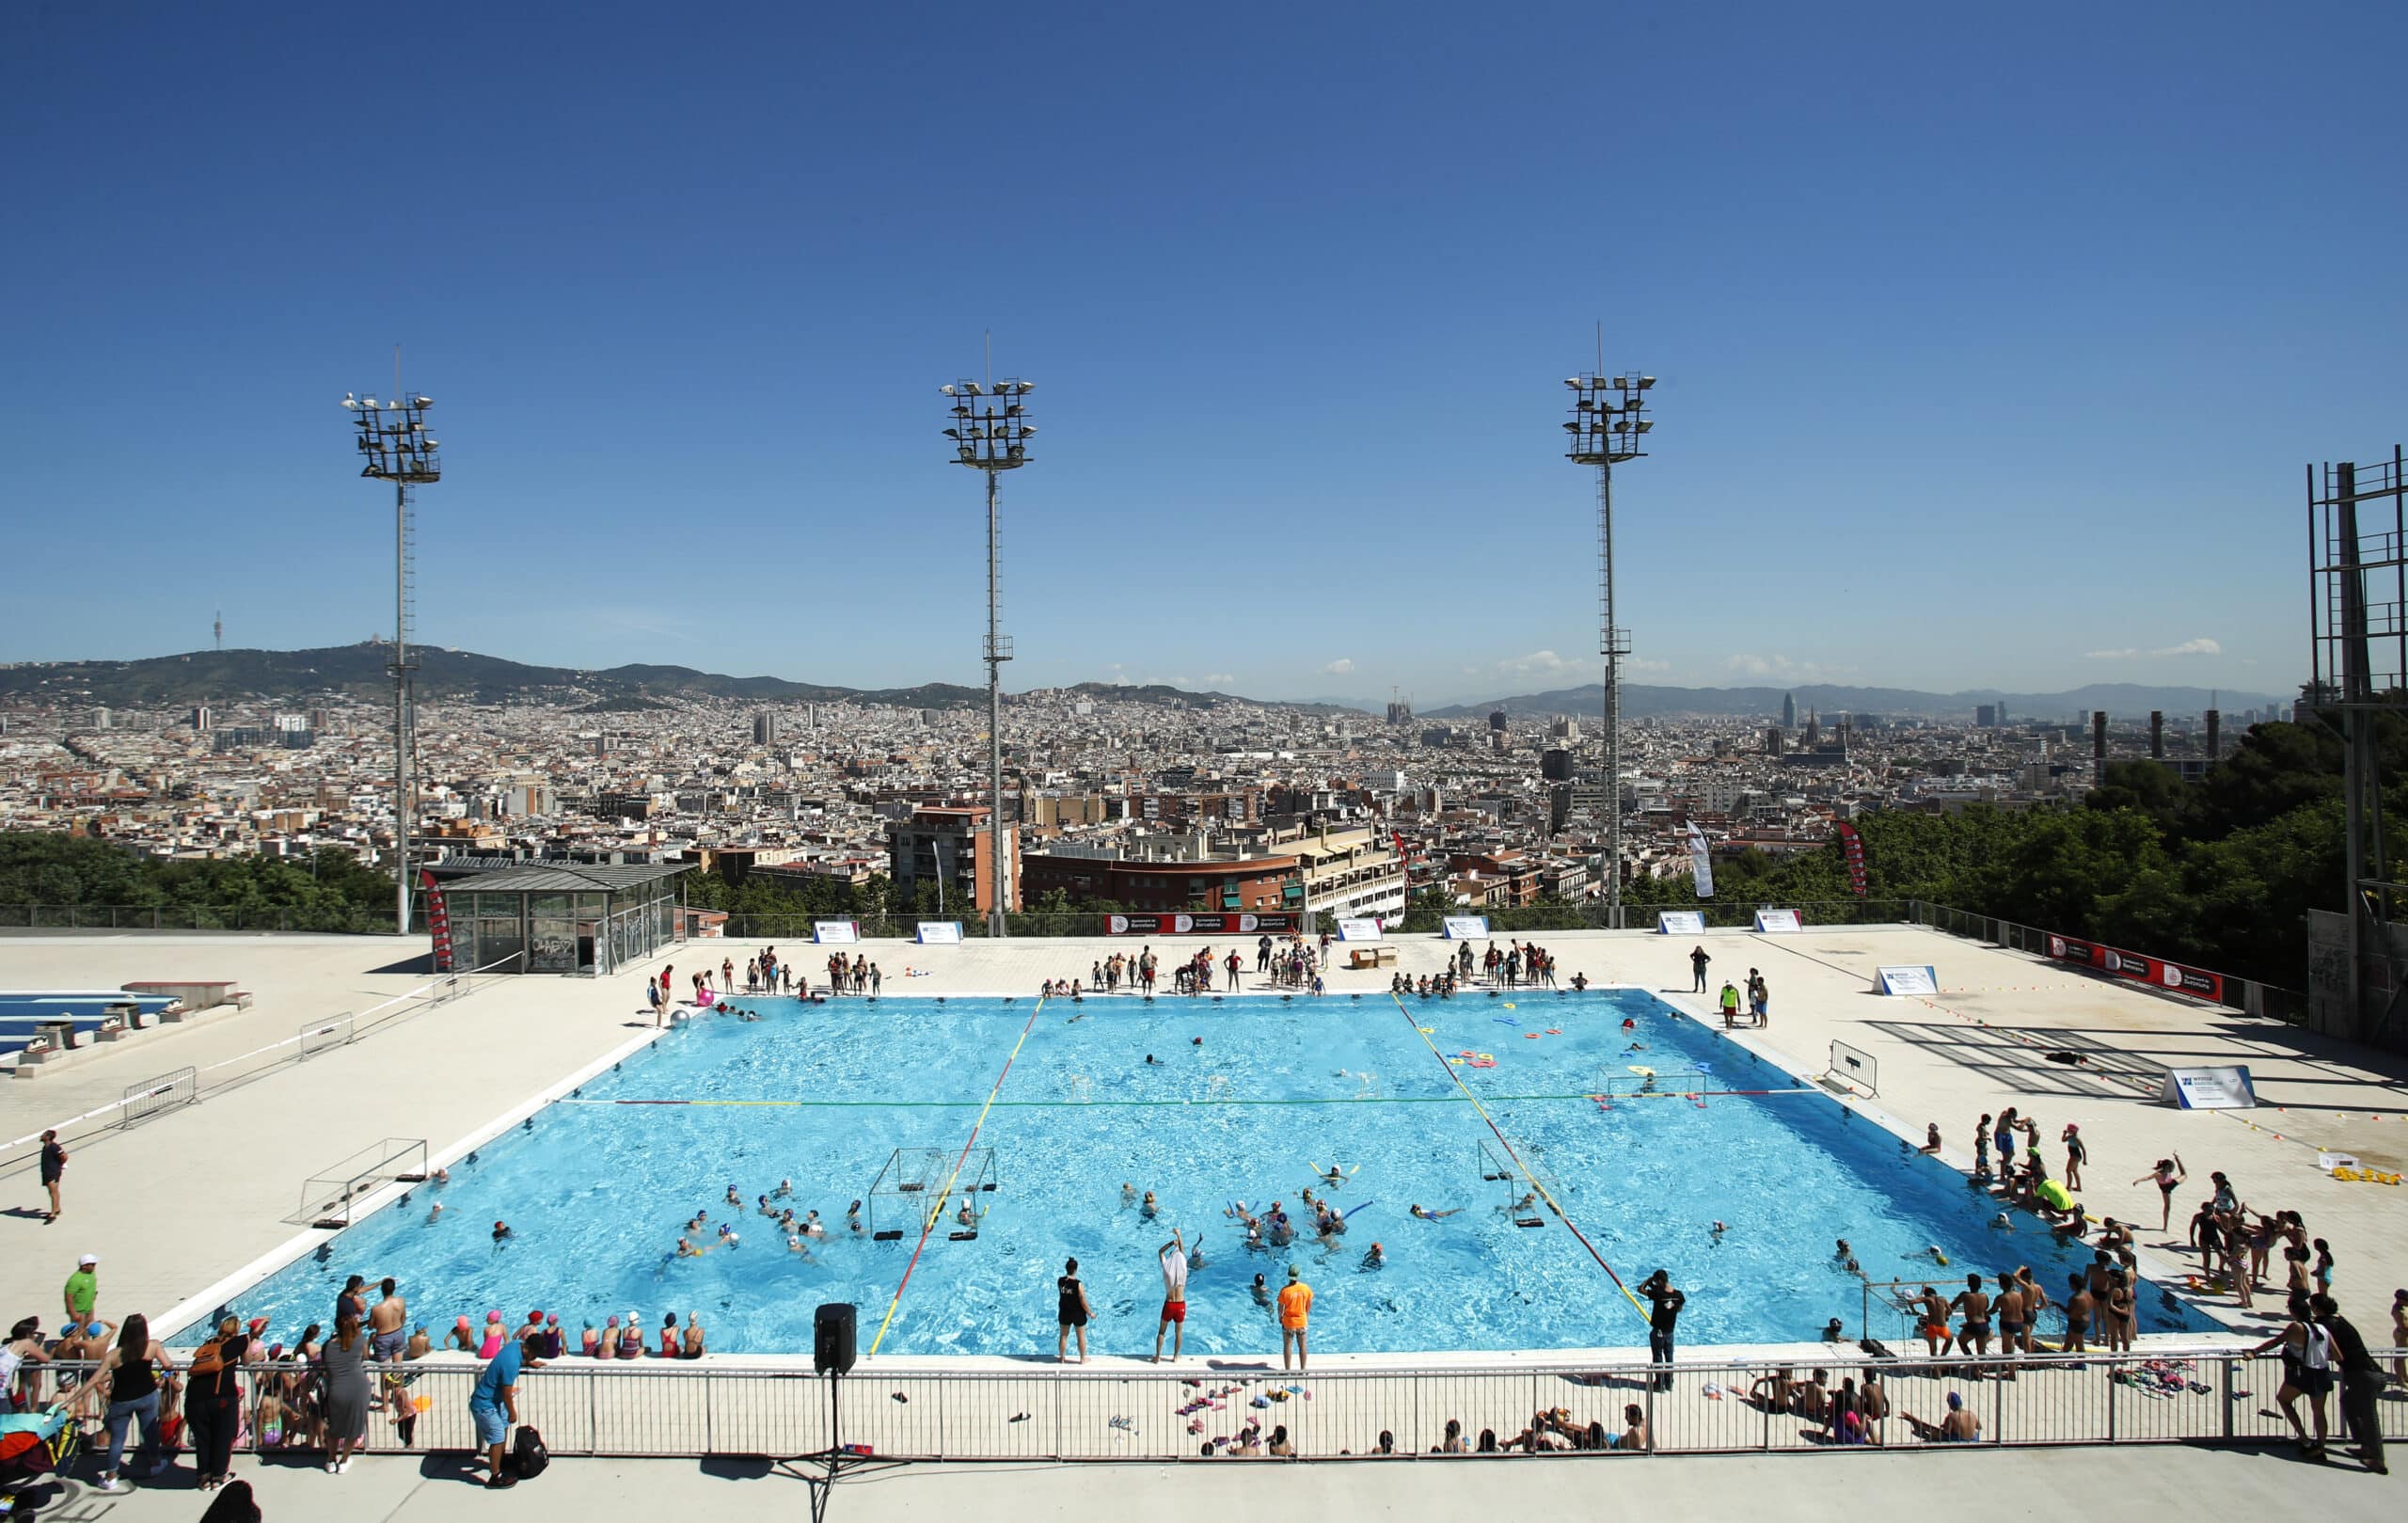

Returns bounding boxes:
[1946,1392,1962,1409]
[455,1316,472,1330]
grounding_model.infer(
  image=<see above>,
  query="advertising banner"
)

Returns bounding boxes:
[1752,908,1802,933]
[1687,823,1715,899]
[1336,918,1384,943]
[1836,820,1867,897]
[420,869,453,974]
[1656,911,1706,935]
[1104,912,1296,936]
[2045,935,2223,1003]
[2160,1065,2256,1109]
[915,921,963,945]
[813,920,861,944]
[1442,915,1491,940]
[1874,964,1939,996]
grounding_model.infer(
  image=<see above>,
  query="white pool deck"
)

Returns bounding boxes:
[0,925,2401,1501]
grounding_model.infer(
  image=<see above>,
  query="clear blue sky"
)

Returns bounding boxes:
[5,2,2402,705]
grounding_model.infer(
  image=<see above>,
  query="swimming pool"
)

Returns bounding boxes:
[219,990,2217,1355]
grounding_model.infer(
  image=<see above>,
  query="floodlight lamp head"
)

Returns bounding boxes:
[965,381,983,396]
[414,395,432,406]
[941,384,957,396]
[1639,375,1656,389]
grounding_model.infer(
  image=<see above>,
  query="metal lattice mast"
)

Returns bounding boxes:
[1564,367,1655,929]
[943,373,1034,936]
[342,384,439,937]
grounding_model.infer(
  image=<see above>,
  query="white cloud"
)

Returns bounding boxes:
[1625,657,1671,674]
[1497,649,1577,678]
[1723,653,1850,680]
[1202,673,1235,687]
[2083,637,2223,660]
[1322,658,1355,676]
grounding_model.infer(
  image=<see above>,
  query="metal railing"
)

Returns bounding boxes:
[1902,901,2309,1024]
[0,903,401,933]
[28,1348,2398,1461]
[0,952,521,1178]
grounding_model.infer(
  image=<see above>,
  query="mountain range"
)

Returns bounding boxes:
[1420,681,2290,722]
[0,645,2290,722]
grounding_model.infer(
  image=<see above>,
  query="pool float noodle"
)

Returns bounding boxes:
[1341,1199,1376,1219]
[1389,992,1650,1327]
[867,995,1048,1356]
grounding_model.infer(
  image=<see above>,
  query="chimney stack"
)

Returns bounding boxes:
[2205,708,2221,759]
[2149,711,2164,759]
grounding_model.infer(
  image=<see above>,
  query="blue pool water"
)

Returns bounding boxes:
[221,991,2217,1355]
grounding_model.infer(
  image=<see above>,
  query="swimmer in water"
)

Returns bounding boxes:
[1411,1204,1464,1220]
[1188,1236,1208,1271]
[957,1199,976,1227]
[757,1194,774,1215]
[493,1220,513,1242]
[726,1185,742,1206]
[1990,1212,2014,1230]
[803,1211,825,1237]
[1251,1273,1273,1307]
[427,1200,446,1223]
[434,1166,452,1185]
[1836,1239,1861,1273]
[787,1234,810,1256]
[1140,1191,1160,1219]
[1711,1221,1728,1241]
[1191,1036,1202,1047]
[1322,1166,1345,1187]
[1362,1242,1386,1269]
[676,1237,701,1257]
[774,1180,793,1199]
[1122,1182,1138,1205]
[718,1224,741,1248]
[847,1199,863,1233]
[1145,1054,1161,1066]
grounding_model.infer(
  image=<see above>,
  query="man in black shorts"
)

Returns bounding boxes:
[39,1129,67,1223]
[1948,1273,1992,1357]
[1640,1270,1684,1391]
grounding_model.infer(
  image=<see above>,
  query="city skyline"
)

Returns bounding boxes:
[5,5,2403,698]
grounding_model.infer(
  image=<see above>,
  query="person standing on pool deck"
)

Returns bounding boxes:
[1277,1264,1312,1371]
[65,1252,99,1327]
[1948,1274,1992,1357]
[1689,945,1710,992]
[467,1327,534,1488]
[1057,1258,1092,1364]
[38,1129,66,1223]
[1153,1230,1189,1363]
[369,1278,407,1366]
[1640,1270,1683,1390]
[1718,981,1742,1027]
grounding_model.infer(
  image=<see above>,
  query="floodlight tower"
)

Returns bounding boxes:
[341,388,440,936]
[942,375,1035,937]
[1563,369,1655,929]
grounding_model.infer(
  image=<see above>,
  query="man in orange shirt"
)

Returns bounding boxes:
[1277,1264,1313,1371]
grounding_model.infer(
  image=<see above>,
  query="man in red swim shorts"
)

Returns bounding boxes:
[1153,1229,1189,1363]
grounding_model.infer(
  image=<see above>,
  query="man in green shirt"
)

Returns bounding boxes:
[63,1254,98,1325]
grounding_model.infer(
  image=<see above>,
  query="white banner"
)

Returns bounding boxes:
[1656,911,1706,935]
[1442,915,1490,940]
[813,920,861,944]
[1874,964,1938,996]
[2160,1065,2256,1110]
[1687,823,1715,899]
[1337,918,1384,943]
[1752,908,1802,934]
[915,921,963,945]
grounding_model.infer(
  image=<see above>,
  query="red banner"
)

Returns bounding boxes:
[2045,933,2222,1003]
[1835,821,1867,897]
[1104,912,1298,936]
[420,868,454,973]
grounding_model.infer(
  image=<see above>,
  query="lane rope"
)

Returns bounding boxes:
[865,995,1046,1357]
[1390,993,1651,1326]
[555,1087,1822,1109]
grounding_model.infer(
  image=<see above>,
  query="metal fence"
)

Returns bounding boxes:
[29,1348,2400,1462]
[0,903,401,933]
[1902,901,2309,1024]
[0,953,521,1179]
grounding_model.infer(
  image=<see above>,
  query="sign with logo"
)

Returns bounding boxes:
[2159,1065,2256,1110]
[2045,935,2223,1003]
[1442,915,1490,940]
[1874,964,1939,996]
[420,868,454,974]
[915,921,963,945]
[1104,912,1297,936]
[813,920,861,944]
[1753,909,1802,934]
[1656,911,1706,935]
[1337,918,1384,943]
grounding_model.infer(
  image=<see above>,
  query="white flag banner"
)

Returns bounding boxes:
[1687,823,1715,899]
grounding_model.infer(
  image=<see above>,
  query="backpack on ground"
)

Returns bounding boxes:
[510,1424,549,1479]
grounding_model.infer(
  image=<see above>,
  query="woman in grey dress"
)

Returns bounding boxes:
[320,1313,372,1473]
